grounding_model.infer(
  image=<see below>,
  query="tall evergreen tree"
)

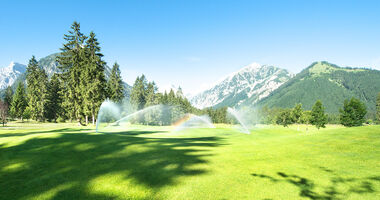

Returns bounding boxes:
[377,92,380,123]
[310,100,328,129]
[26,56,48,121]
[339,97,367,127]
[57,21,87,125]
[107,62,124,103]
[11,82,27,121]
[45,74,63,122]
[83,32,108,124]
[130,75,147,110]
[4,86,13,113]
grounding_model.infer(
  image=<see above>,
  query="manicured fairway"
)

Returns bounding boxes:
[0,123,379,199]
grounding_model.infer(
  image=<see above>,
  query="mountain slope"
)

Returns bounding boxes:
[0,62,27,90]
[190,63,293,109]
[256,61,380,113]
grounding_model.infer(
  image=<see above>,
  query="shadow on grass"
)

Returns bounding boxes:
[252,167,380,200]
[0,128,92,138]
[0,129,225,199]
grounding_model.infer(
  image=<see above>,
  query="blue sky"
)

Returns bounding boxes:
[1,0,380,95]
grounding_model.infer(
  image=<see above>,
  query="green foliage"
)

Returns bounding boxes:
[10,82,27,120]
[107,62,124,103]
[291,103,303,123]
[300,110,312,124]
[0,101,8,126]
[26,56,49,121]
[45,74,63,122]
[310,100,327,129]
[276,109,293,127]
[339,97,367,127]
[130,75,147,110]
[57,21,87,123]
[3,86,13,113]
[82,32,108,124]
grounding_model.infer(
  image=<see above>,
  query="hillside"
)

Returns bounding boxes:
[256,61,380,113]
[190,63,293,109]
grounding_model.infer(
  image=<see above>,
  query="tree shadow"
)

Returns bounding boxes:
[0,129,225,199]
[252,167,379,200]
[0,128,92,138]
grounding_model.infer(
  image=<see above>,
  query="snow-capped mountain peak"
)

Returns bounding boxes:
[190,63,293,109]
[0,61,27,90]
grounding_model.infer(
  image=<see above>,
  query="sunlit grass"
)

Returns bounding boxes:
[0,122,379,199]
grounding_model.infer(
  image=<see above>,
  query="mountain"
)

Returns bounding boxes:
[0,53,131,96]
[256,61,380,113]
[0,62,27,90]
[190,63,293,109]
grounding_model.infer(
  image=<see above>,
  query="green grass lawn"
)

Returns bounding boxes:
[0,122,379,199]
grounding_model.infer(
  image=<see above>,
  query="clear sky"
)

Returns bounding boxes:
[1,0,380,95]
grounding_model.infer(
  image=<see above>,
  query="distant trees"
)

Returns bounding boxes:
[339,97,367,127]
[107,62,124,103]
[276,109,293,127]
[310,100,327,129]
[11,82,27,121]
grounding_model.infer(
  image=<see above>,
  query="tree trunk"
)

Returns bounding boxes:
[92,113,95,125]
[85,115,88,125]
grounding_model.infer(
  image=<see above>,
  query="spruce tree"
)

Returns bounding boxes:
[310,100,328,129]
[83,32,107,124]
[57,21,87,125]
[130,75,147,110]
[339,97,367,127]
[26,56,48,121]
[377,92,380,123]
[4,86,13,113]
[11,82,27,121]
[107,62,124,103]
[45,74,63,122]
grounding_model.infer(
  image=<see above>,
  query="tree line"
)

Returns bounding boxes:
[0,22,124,126]
[258,97,372,128]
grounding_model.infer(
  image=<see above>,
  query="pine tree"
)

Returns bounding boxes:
[339,97,367,127]
[0,101,8,126]
[45,74,63,122]
[310,100,328,129]
[11,82,27,121]
[377,92,380,123]
[130,75,147,110]
[4,86,13,113]
[57,21,87,125]
[26,56,48,121]
[83,32,108,124]
[107,62,124,103]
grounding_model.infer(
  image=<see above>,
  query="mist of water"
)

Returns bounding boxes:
[173,114,215,132]
[96,100,216,133]
[226,107,254,134]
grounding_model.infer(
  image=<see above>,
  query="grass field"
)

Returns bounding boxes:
[0,122,379,199]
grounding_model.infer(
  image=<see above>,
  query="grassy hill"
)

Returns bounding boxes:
[0,123,379,199]
[255,61,380,114]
